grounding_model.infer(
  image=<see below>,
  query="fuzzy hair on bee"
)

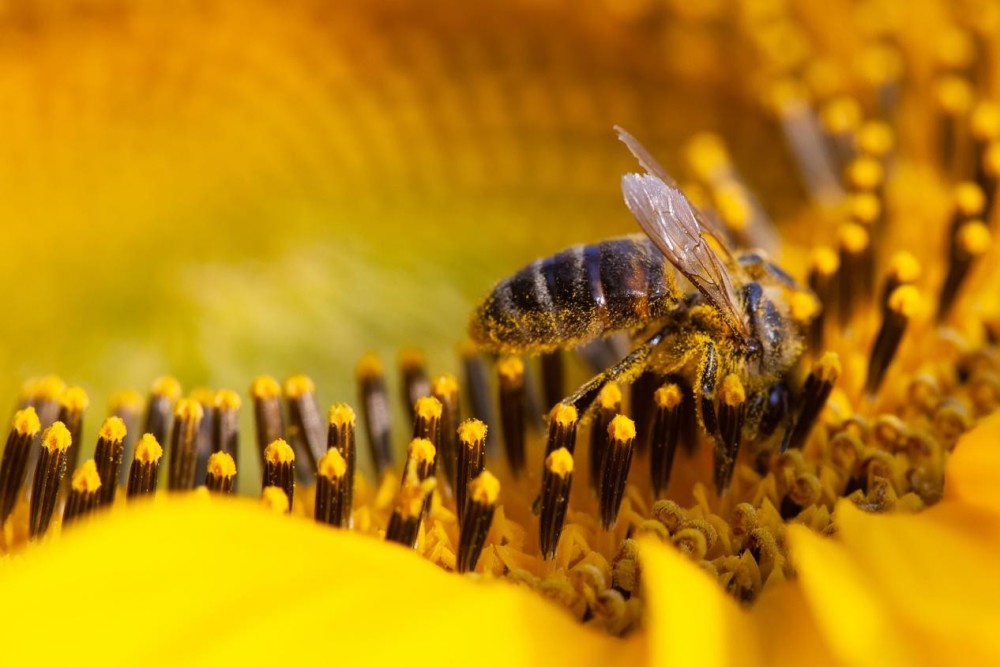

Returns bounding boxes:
[469,127,821,493]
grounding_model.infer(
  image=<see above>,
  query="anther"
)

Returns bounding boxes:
[284,374,323,478]
[780,473,822,519]
[937,220,991,323]
[250,375,285,469]
[497,356,527,476]
[457,470,500,573]
[539,447,574,560]
[866,286,920,397]
[399,349,431,425]
[57,386,88,493]
[144,376,181,451]
[315,448,351,528]
[167,398,205,491]
[808,246,839,350]
[356,353,394,476]
[599,415,635,530]
[545,402,579,458]
[262,439,295,511]
[213,389,241,472]
[205,452,236,494]
[0,407,41,523]
[856,120,894,162]
[94,416,127,506]
[844,155,884,194]
[109,389,142,486]
[714,374,746,494]
[590,383,622,493]
[650,383,683,498]
[29,422,72,538]
[879,251,921,312]
[126,434,163,498]
[787,352,841,450]
[456,419,487,525]
[819,96,861,168]
[62,460,102,526]
[385,467,435,549]
[327,403,356,518]
[411,396,442,462]
[837,223,874,327]
[431,375,460,494]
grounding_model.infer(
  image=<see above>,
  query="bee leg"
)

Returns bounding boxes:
[697,342,719,436]
[566,328,667,414]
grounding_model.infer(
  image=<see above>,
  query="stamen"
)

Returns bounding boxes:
[356,353,394,476]
[714,374,746,494]
[262,439,295,511]
[819,96,861,169]
[844,155,884,194]
[837,223,874,327]
[126,434,163,498]
[879,251,921,312]
[0,407,41,524]
[808,246,839,351]
[109,389,142,486]
[780,473,822,519]
[787,352,841,450]
[650,383,683,498]
[590,382,622,493]
[21,375,65,425]
[62,460,102,526]
[57,386,88,494]
[971,103,999,201]
[261,486,290,514]
[385,467,435,549]
[251,375,285,470]
[400,349,431,426]
[497,356,527,475]
[315,448,350,528]
[937,220,991,323]
[167,398,205,491]
[94,416,127,506]
[539,447,574,560]
[431,374,460,494]
[460,345,497,451]
[190,388,215,488]
[144,376,181,452]
[540,350,565,413]
[867,286,921,397]
[29,422,72,538]
[856,120,894,162]
[212,389,241,472]
[599,415,635,530]
[205,452,236,494]
[629,370,659,454]
[455,419,487,525]
[847,191,882,228]
[284,374,323,476]
[457,470,500,573]
[935,75,974,176]
[412,396,442,459]
[545,402,579,457]
[326,403,356,519]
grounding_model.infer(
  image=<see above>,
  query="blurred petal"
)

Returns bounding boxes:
[944,411,1000,513]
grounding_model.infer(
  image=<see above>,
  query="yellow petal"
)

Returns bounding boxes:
[638,537,758,667]
[0,494,640,666]
[944,410,1000,513]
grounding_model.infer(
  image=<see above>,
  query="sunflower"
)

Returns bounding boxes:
[1,0,999,665]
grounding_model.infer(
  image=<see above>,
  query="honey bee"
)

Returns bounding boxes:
[469,127,818,491]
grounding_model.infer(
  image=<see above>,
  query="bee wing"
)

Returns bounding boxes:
[615,125,736,258]
[621,171,749,338]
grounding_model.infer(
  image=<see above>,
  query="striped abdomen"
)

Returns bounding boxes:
[470,234,680,352]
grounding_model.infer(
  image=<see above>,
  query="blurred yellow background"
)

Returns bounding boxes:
[0,0,770,416]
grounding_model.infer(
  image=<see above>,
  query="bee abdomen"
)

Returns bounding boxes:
[471,235,678,352]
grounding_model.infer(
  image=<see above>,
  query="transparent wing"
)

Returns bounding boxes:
[622,171,749,338]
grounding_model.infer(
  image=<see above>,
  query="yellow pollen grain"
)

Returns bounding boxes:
[407,438,437,464]
[608,414,637,443]
[41,421,72,452]
[71,460,102,494]
[318,448,348,480]
[109,389,143,412]
[261,486,289,513]
[552,402,578,427]
[214,389,242,411]
[888,285,921,318]
[190,387,215,406]
[175,398,204,422]
[820,96,861,133]
[328,403,356,427]
[848,192,881,225]
[284,374,315,399]
[720,374,746,406]
[12,407,41,436]
[134,434,163,464]
[845,157,883,190]
[545,447,574,477]
[888,251,921,283]
[250,375,281,400]
[356,352,384,379]
[789,291,820,324]
[971,101,1000,141]
[958,222,991,256]
[955,182,986,217]
[815,352,843,383]
[265,439,295,465]
[415,396,443,420]
[207,452,237,479]
[935,75,974,114]
[597,382,623,409]
[151,376,182,400]
[685,132,730,178]
[839,223,870,254]
[59,386,89,413]
[655,384,683,409]
[497,356,524,382]
[432,374,459,398]
[857,121,894,157]
[714,184,750,231]
[98,416,127,443]
[397,470,434,518]
[458,419,488,445]
[811,247,840,276]
[469,470,501,505]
